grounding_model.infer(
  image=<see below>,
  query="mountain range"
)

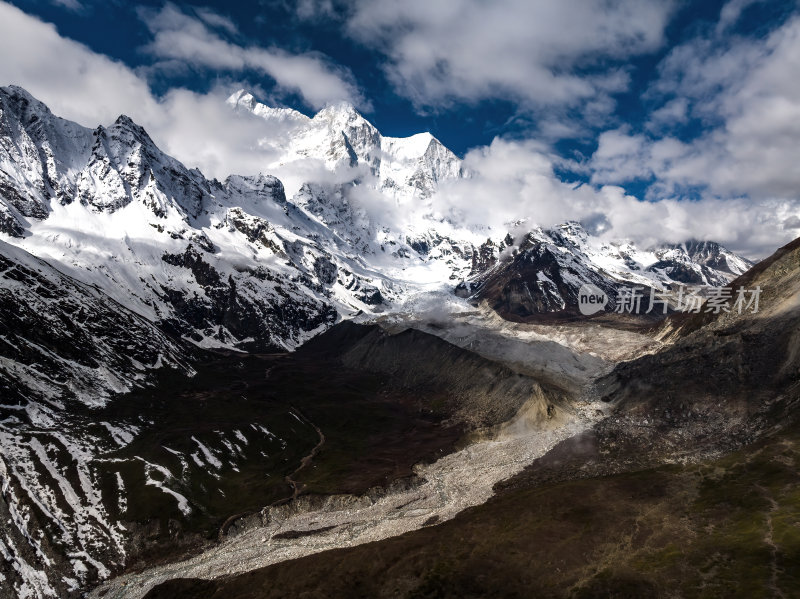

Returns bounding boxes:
[0,85,761,598]
[0,84,752,347]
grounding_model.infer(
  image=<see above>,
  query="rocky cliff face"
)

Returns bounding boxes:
[459,222,753,319]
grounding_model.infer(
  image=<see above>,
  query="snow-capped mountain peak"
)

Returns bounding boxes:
[0,86,756,349]
[314,99,364,121]
[226,88,310,124]
[227,89,463,199]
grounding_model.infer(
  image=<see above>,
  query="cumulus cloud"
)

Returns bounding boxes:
[50,0,84,12]
[346,0,674,133]
[0,1,160,126]
[591,10,800,205]
[294,0,338,21]
[139,3,365,111]
[194,7,239,35]
[152,88,311,181]
[431,138,798,259]
[716,0,766,33]
[646,98,689,132]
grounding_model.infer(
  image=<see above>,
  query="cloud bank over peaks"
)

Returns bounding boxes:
[0,1,367,181]
[431,137,799,259]
[584,5,800,256]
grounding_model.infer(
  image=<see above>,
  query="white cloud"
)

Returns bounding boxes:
[139,3,365,111]
[646,98,689,131]
[346,0,674,133]
[717,0,766,34]
[294,0,337,21]
[0,1,160,127]
[431,138,798,259]
[50,0,83,11]
[152,88,309,180]
[194,7,239,35]
[592,12,800,204]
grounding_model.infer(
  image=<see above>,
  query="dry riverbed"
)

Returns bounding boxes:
[90,398,606,599]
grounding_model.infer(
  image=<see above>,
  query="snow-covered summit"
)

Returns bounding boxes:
[228,89,463,199]
[226,88,310,123]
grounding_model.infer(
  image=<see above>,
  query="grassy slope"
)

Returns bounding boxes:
[84,347,464,573]
[145,422,800,599]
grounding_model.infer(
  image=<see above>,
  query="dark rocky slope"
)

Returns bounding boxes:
[305,321,571,429]
[594,236,800,461]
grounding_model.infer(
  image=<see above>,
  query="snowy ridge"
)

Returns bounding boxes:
[549,222,753,289]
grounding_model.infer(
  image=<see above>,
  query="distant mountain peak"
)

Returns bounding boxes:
[226,89,310,123]
[109,113,156,145]
[226,88,254,106]
[316,99,362,120]
[1,84,48,107]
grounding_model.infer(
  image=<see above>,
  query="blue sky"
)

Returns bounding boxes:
[6,0,781,151]
[1,0,800,257]
[5,0,789,149]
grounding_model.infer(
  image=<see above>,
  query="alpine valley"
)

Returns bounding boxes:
[5,85,798,599]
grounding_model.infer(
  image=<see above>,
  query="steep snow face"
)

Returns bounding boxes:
[0,86,758,351]
[380,133,464,198]
[0,240,195,599]
[662,240,753,284]
[0,86,211,230]
[0,86,92,232]
[0,88,477,357]
[78,115,212,217]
